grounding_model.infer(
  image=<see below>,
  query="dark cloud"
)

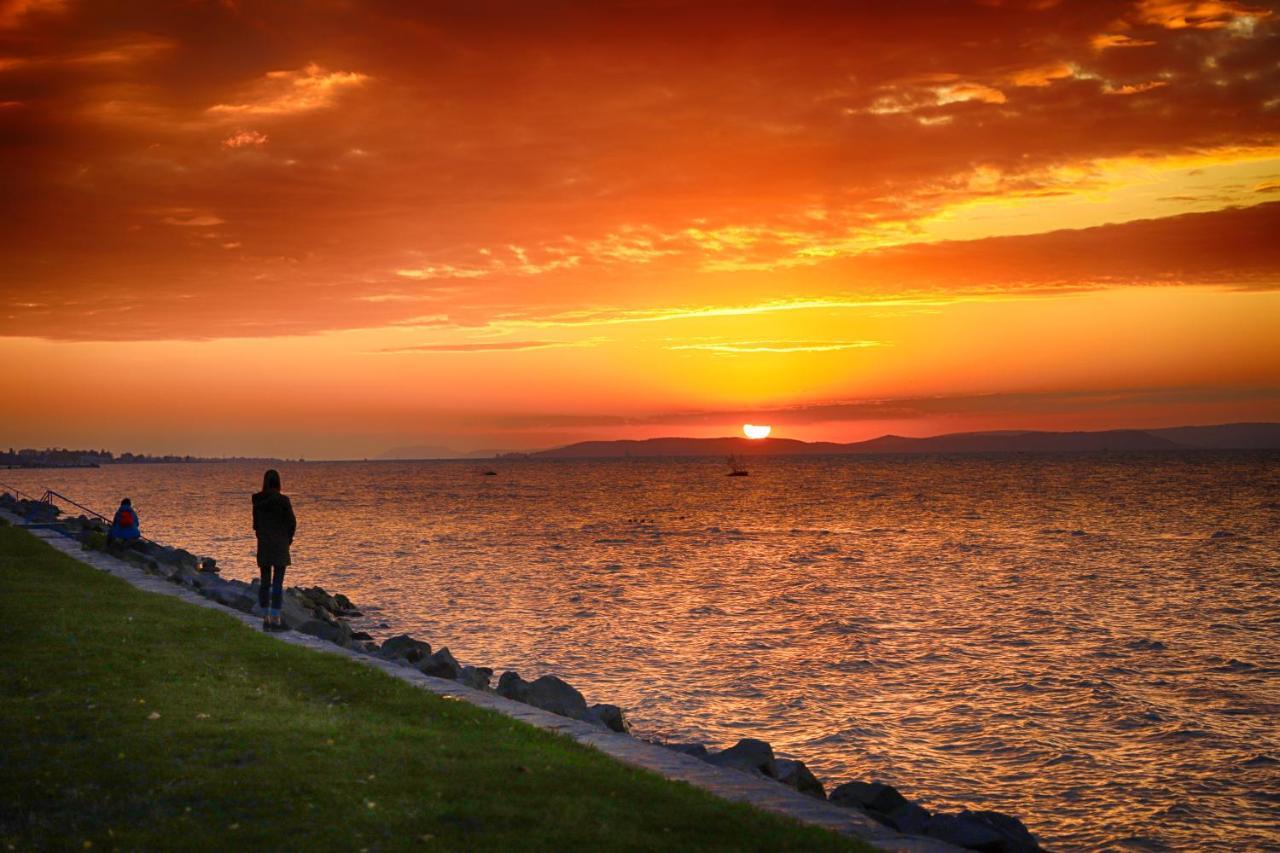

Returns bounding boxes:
[829,201,1280,292]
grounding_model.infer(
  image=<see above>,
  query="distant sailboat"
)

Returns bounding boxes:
[726,455,749,476]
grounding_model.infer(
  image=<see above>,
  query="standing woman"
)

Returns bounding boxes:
[252,469,296,631]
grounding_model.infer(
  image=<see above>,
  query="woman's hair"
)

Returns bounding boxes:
[262,469,282,491]
[121,498,131,506]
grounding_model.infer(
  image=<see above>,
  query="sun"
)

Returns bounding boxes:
[743,423,772,439]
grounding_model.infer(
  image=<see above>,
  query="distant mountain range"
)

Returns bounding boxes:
[530,422,1280,459]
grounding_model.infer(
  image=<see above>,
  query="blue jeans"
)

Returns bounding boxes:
[259,564,286,612]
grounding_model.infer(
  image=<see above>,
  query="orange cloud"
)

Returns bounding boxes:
[1104,80,1170,95]
[222,129,268,148]
[207,63,367,118]
[1132,0,1272,30]
[1005,61,1075,87]
[159,209,225,227]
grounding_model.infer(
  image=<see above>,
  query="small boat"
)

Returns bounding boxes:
[726,455,749,476]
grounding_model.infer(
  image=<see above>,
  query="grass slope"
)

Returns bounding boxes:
[0,524,868,852]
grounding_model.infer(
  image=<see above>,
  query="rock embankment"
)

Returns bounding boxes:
[0,491,1045,852]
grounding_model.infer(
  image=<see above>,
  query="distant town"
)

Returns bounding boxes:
[2,448,287,469]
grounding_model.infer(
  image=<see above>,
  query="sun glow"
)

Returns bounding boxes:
[743,423,772,439]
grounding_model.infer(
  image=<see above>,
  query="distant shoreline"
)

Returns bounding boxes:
[383,446,1280,462]
[9,422,1278,465]
[2,456,289,469]
[530,422,1280,459]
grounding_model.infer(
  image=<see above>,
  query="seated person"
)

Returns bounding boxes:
[107,498,141,546]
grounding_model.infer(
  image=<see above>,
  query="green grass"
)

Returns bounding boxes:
[0,525,869,852]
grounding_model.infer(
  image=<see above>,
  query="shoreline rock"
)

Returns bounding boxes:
[459,665,493,691]
[706,738,776,777]
[775,759,825,800]
[418,647,462,680]
[379,634,431,663]
[589,703,630,734]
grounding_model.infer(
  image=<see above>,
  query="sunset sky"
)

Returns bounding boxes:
[2,0,1278,457]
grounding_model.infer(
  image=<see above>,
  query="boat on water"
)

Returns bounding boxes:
[726,455,749,476]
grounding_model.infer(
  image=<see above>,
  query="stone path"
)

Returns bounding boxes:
[4,513,956,852]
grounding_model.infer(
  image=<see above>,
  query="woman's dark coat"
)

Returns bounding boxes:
[252,489,296,568]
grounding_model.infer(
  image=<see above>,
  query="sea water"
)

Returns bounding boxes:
[5,452,1278,849]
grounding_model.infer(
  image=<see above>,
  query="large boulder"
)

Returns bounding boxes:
[333,620,354,647]
[525,675,591,720]
[297,587,362,617]
[496,671,531,703]
[588,703,631,734]
[774,759,825,799]
[706,738,776,777]
[924,811,1043,852]
[883,801,932,835]
[189,571,219,591]
[156,546,199,570]
[300,585,329,604]
[829,780,931,833]
[459,666,493,690]
[829,780,911,814]
[194,574,228,595]
[297,619,341,642]
[211,584,257,614]
[378,634,431,663]
[300,586,340,614]
[418,647,461,680]
[280,592,317,629]
[296,619,354,647]
[169,563,202,587]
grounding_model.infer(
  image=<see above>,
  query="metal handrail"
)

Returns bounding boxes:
[40,489,111,522]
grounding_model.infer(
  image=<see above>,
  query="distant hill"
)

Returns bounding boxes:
[1149,422,1280,449]
[531,422,1280,459]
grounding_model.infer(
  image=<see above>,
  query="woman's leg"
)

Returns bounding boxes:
[270,565,286,619]
[258,564,271,611]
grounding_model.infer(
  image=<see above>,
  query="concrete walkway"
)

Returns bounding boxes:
[3,512,956,852]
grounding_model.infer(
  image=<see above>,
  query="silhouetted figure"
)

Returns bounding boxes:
[107,498,140,546]
[252,469,296,632]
